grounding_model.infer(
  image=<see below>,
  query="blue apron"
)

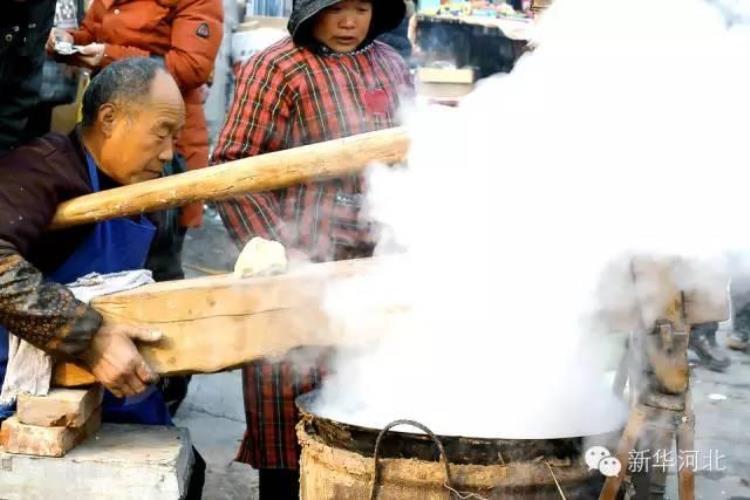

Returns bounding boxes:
[0,153,171,426]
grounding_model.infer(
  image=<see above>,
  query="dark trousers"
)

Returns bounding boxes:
[259,468,300,500]
[735,302,750,340]
[186,447,206,500]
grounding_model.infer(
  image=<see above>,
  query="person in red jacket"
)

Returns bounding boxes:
[212,0,413,497]
[47,0,223,228]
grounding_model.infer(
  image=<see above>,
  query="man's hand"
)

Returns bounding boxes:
[79,324,162,398]
[46,28,74,53]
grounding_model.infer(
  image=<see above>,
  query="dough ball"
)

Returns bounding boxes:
[234,237,288,278]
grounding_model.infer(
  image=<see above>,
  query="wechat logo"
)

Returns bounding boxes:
[585,446,622,477]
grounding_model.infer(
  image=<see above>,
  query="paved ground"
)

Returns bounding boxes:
[174,372,256,500]
[177,208,750,499]
[673,328,750,500]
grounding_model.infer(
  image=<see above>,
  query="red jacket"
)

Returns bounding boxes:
[70,0,223,226]
[213,38,413,470]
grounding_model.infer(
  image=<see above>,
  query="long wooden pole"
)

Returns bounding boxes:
[50,127,410,229]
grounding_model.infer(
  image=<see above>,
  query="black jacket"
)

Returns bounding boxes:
[0,0,56,154]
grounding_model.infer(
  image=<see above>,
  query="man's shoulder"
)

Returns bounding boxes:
[0,132,85,187]
[0,133,76,166]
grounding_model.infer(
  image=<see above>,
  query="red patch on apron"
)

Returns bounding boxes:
[363,88,389,118]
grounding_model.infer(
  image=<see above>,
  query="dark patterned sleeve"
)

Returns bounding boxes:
[211,49,296,248]
[0,241,101,358]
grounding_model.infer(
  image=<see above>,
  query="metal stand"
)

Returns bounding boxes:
[600,319,696,500]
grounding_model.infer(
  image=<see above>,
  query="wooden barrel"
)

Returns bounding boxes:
[296,393,610,499]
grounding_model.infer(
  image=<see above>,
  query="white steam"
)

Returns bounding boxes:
[312,0,750,439]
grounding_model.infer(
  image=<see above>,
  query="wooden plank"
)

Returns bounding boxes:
[0,407,102,457]
[417,67,475,84]
[417,81,474,100]
[17,386,103,427]
[55,257,405,387]
[50,127,409,229]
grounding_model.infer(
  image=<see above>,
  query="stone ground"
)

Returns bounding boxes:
[671,330,750,500]
[177,207,750,499]
[173,371,256,500]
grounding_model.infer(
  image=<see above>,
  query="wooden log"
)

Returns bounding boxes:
[54,257,405,387]
[17,386,103,427]
[0,407,102,457]
[50,127,409,229]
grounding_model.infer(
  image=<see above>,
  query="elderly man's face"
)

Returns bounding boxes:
[99,71,185,185]
[313,0,373,53]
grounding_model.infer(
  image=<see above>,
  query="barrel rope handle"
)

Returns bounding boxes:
[369,419,489,500]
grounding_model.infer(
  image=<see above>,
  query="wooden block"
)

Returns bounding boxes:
[53,363,96,387]
[0,406,101,457]
[417,81,474,99]
[17,386,103,427]
[417,66,475,84]
[55,257,408,387]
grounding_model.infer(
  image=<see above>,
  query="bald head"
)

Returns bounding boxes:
[81,58,185,185]
[82,58,164,127]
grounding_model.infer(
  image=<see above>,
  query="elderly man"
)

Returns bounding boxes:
[0,58,183,420]
[49,0,223,229]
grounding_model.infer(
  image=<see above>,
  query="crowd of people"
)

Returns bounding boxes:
[0,0,414,498]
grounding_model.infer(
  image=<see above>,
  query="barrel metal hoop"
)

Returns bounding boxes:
[369,419,489,500]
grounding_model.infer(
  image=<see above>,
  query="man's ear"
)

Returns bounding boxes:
[97,103,117,137]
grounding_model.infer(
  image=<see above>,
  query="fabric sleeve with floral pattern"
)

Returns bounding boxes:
[0,240,101,358]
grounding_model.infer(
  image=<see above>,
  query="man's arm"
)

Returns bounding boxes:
[0,241,100,358]
[0,242,162,397]
[0,145,159,397]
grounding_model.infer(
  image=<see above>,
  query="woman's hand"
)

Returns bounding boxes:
[75,43,106,69]
[46,28,74,53]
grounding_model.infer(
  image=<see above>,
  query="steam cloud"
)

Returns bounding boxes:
[311,0,750,439]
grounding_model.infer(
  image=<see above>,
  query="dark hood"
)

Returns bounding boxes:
[287,0,406,48]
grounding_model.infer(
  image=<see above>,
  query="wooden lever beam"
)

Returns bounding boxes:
[50,127,409,229]
[54,257,405,387]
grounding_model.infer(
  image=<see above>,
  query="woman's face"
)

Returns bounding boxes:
[312,0,373,53]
